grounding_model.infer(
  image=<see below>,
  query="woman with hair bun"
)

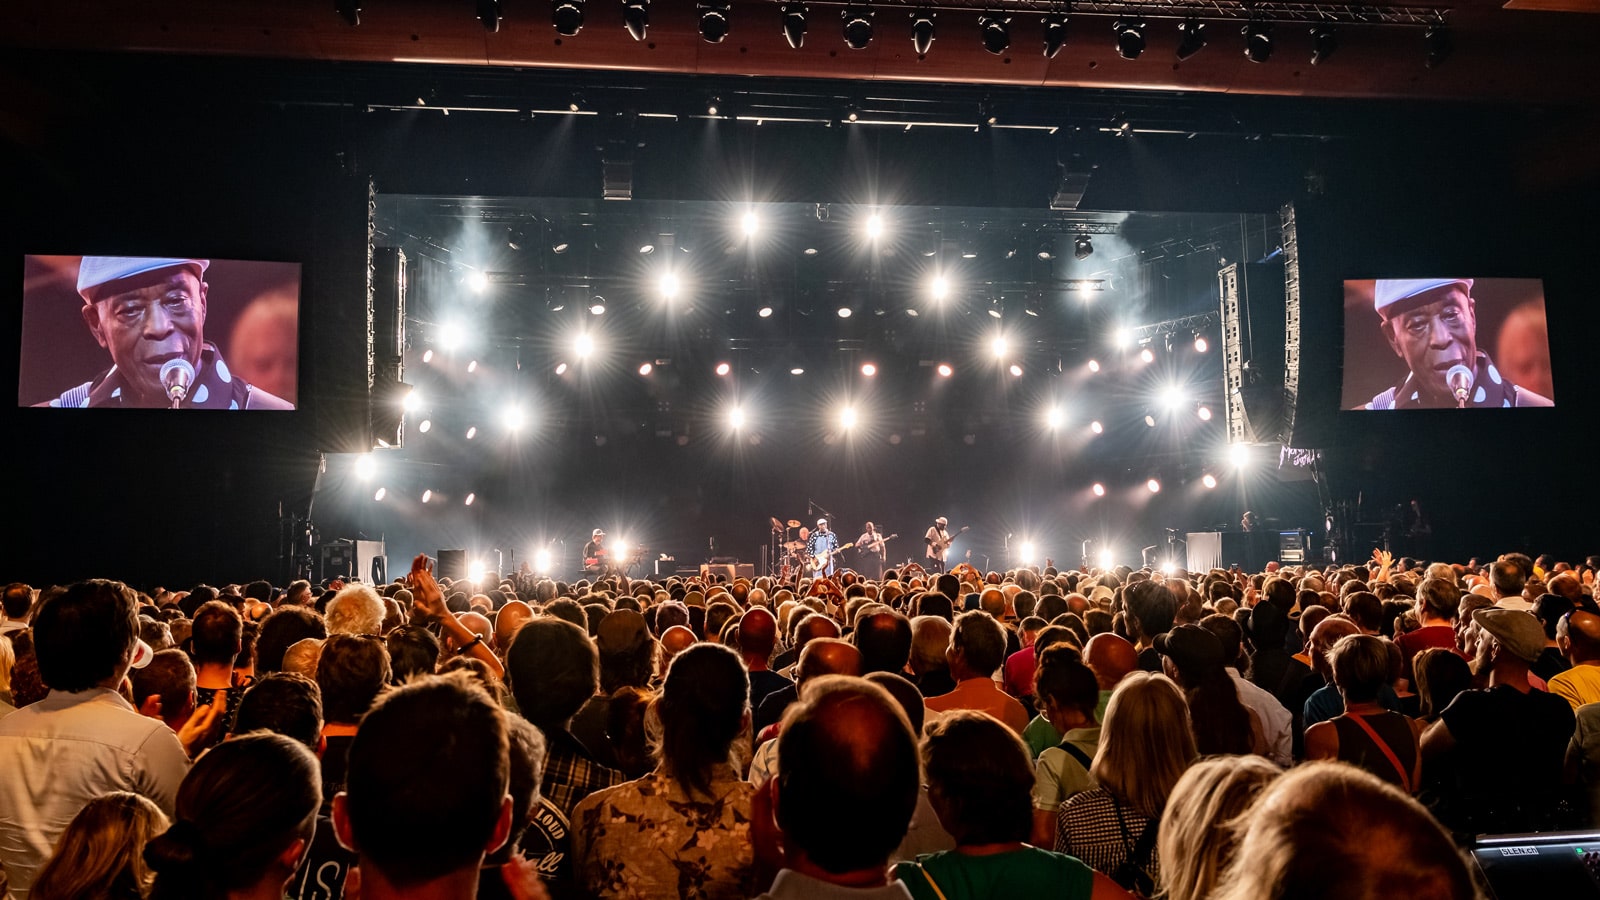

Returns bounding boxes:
[145,732,321,900]
[31,792,169,900]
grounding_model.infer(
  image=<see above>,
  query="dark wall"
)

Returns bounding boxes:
[1,51,1593,587]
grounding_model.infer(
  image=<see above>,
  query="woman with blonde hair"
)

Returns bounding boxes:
[31,792,169,900]
[1057,672,1197,897]
[1153,756,1279,900]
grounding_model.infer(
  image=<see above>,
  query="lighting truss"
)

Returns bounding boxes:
[770,0,1448,27]
[1127,312,1221,345]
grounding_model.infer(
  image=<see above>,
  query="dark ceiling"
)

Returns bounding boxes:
[3,0,1598,104]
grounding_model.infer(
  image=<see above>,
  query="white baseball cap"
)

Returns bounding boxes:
[1373,278,1472,318]
[817,518,828,527]
[592,528,605,537]
[77,256,209,303]
[936,516,949,526]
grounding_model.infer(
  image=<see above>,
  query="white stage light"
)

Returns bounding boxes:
[534,549,552,574]
[840,406,858,429]
[1202,473,1218,489]
[1087,359,1100,373]
[1090,420,1104,435]
[614,538,629,560]
[837,306,853,318]
[1230,442,1251,469]
[439,323,463,351]
[659,272,680,300]
[729,406,746,429]
[638,362,653,376]
[715,361,732,376]
[1197,405,1213,421]
[373,487,387,501]
[421,349,435,364]
[421,489,433,503]
[991,336,1008,359]
[936,363,954,378]
[1009,364,1024,377]
[865,213,884,240]
[554,362,569,375]
[1092,482,1106,497]
[741,210,760,238]
[466,426,478,440]
[574,333,594,358]
[1046,407,1064,429]
[930,274,949,301]
[402,389,422,413]
[466,271,490,294]
[1144,414,1157,427]
[790,367,805,375]
[1147,478,1162,493]
[1194,334,1209,352]
[861,362,877,377]
[1161,385,1186,412]
[589,302,606,315]
[467,360,478,373]
[1140,346,1156,364]
[418,419,432,433]
[758,306,774,318]
[1020,542,1037,565]
[1099,549,1115,569]
[355,454,376,481]
[1115,328,1133,348]
[503,406,527,432]
[464,492,476,506]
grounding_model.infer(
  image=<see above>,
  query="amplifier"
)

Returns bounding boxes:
[1278,530,1308,564]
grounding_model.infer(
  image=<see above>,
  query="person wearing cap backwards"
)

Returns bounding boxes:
[1361,278,1552,410]
[0,579,191,897]
[43,256,294,409]
[925,516,953,574]
[807,517,841,577]
[583,528,610,577]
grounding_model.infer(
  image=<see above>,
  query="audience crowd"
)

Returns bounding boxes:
[4,548,1596,898]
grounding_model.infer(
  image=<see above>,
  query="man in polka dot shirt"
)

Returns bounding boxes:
[41,256,294,409]
[1362,278,1552,410]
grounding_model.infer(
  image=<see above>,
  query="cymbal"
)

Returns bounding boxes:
[770,517,785,531]
[787,519,802,528]
[783,541,805,551]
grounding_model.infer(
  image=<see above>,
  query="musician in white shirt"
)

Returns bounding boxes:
[856,522,887,580]
[925,516,951,573]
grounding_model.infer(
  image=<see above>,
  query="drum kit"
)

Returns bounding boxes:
[770,516,812,580]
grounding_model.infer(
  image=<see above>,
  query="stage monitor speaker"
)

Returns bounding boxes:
[701,563,736,582]
[437,549,467,582]
[319,542,355,582]
[735,563,755,580]
[654,558,678,577]
[355,540,387,584]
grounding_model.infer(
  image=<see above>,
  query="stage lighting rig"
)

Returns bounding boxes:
[1042,12,1068,59]
[1113,20,1146,59]
[843,5,874,49]
[1244,21,1274,62]
[1310,25,1337,64]
[1074,234,1093,260]
[980,13,1011,54]
[478,0,502,32]
[1176,18,1207,60]
[699,1,731,43]
[911,9,936,57]
[623,0,649,40]
[335,0,360,26]
[782,3,808,48]
[553,0,584,35]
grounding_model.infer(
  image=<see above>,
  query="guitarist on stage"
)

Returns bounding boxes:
[925,516,954,573]
[856,521,888,580]
[806,518,841,577]
[582,528,610,577]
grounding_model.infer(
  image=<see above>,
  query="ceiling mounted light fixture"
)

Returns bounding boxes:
[552,0,584,35]
[1074,234,1094,260]
[911,9,936,57]
[336,0,361,26]
[699,0,731,43]
[1310,24,1337,64]
[1176,18,1206,60]
[1113,19,1146,59]
[781,2,808,48]
[1042,12,1068,59]
[477,0,502,32]
[980,13,1011,54]
[843,5,875,49]
[1243,20,1274,63]
[622,0,649,41]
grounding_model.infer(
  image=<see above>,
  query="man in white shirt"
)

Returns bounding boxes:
[0,579,188,897]
[1202,613,1293,767]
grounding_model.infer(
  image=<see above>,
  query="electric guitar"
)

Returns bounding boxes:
[808,542,855,573]
[928,526,970,559]
[859,533,899,557]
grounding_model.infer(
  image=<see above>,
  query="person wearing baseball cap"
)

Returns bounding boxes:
[806,517,841,578]
[1359,278,1551,410]
[38,255,293,409]
[925,517,953,574]
[583,529,609,578]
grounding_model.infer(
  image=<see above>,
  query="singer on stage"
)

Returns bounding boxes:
[1359,278,1551,410]
[806,518,840,577]
[38,256,293,409]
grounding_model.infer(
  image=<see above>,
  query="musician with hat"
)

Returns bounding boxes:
[583,529,610,577]
[925,517,953,574]
[806,518,841,578]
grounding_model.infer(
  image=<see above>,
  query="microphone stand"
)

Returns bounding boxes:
[808,498,836,521]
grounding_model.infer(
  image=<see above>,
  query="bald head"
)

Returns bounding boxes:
[495,600,534,652]
[1559,609,1600,664]
[739,606,778,664]
[1309,615,1361,677]
[1083,632,1140,691]
[660,625,698,663]
[453,611,493,653]
[798,637,863,685]
[794,612,842,647]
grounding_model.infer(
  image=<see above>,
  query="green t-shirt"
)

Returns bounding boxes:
[894,847,1095,900]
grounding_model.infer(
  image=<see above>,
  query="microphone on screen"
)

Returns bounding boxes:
[160,358,196,407]
[1446,364,1474,408]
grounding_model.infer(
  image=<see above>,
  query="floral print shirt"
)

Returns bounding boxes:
[572,764,756,899]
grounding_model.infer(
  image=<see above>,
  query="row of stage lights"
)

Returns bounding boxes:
[349,1,1453,70]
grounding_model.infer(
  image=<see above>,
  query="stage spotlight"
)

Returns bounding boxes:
[1147,478,1161,493]
[534,548,553,573]
[373,487,387,501]
[790,367,806,375]
[1176,18,1206,59]
[1009,364,1024,377]
[589,301,606,315]
[623,0,649,40]
[1202,473,1218,489]
[864,213,884,240]
[1074,234,1093,259]
[552,240,570,253]
[659,272,680,300]
[991,336,1009,359]
[936,363,954,378]
[466,426,478,439]
[503,406,528,431]
[418,419,432,433]
[861,362,878,377]
[837,306,854,319]
[552,0,584,36]
[467,360,478,373]
[1020,542,1037,565]
[438,322,463,352]
[729,406,746,429]
[1425,25,1451,68]
[1046,407,1064,429]
[741,210,760,238]
[478,0,502,32]
[781,2,808,48]
[911,9,936,57]
[422,489,434,503]
[1144,413,1157,427]
[1197,405,1213,421]
[1244,21,1273,63]
[421,348,434,364]
[1139,346,1156,364]
[574,333,594,359]
[1230,442,1251,469]
[464,492,476,506]
[715,361,732,376]
[1114,20,1146,59]
[638,362,654,376]
[843,5,874,49]
[336,0,361,26]
[1310,25,1337,65]
[553,362,569,376]
[699,1,731,43]
[355,453,376,481]
[639,243,655,254]
[840,406,858,429]
[758,305,774,318]
[1092,482,1106,497]
[930,274,950,301]
[1194,333,1209,352]
[1087,359,1101,373]
[1090,420,1104,434]
[1114,328,1133,348]
[1098,548,1115,569]
[1037,246,1054,261]
[980,13,1010,54]
[614,538,629,559]
[1161,384,1186,412]
[466,270,490,293]
[1042,12,1068,58]
[402,388,423,413]
[706,100,719,116]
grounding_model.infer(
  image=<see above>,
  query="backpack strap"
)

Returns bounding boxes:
[1057,739,1093,771]
[918,867,950,900]
[1345,713,1413,793]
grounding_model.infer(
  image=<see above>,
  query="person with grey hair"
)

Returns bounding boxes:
[926,611,1028,734]
[910,615,956,699]
[324,583,385,636]
[1305,634,1425,793]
